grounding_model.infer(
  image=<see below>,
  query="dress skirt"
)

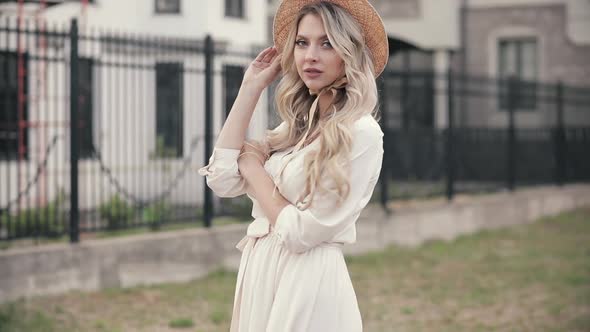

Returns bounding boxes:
[230,227,363,332]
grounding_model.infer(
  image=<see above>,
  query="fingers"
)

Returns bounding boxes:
[261,47,277,63]
[256,46,278,64]
[270,53,282,71]
[254,46,273,62]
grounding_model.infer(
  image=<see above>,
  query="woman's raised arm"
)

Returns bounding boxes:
[214,47,282,150]
[198,46,282,197]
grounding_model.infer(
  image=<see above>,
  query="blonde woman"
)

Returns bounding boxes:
[198,0,389,330]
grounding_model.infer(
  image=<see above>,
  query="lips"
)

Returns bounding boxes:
[304,68,323,78]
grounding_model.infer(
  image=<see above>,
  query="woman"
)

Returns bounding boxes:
[198,0,389,330]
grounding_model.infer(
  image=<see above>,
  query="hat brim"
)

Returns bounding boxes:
[273,0,389,77]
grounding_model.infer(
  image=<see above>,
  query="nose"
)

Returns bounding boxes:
[305,45,319,62]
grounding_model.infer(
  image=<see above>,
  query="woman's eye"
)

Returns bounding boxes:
[294,40,331,47]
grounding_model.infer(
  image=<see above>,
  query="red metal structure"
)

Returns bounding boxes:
[13,0,89,207]
[35,0,47,205]
[16,0,25,208]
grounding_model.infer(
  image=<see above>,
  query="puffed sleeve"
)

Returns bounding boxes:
[198,122,286,198]
[273,119,384,254]
[198,147,247,198]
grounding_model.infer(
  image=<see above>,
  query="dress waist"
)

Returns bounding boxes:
[235,217,344,252]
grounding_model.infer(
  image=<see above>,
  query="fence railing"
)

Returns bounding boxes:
[1,18,589,244]
[0,18,262,243]
[377,70,590,204]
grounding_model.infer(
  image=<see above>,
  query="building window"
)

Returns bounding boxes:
[498,38,538,110]
[224,65,244,119]
[155,0,180,14]
[0,51,28,160]
[155,62,183,158]
[225,0,244,18]
[78,58,94,159]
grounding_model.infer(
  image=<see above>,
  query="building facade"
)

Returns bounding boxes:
[0,0,269,211]
[460,0,590,128]
[269,0,590,129]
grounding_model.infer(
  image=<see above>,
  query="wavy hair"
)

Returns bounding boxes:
[266,2,379,209]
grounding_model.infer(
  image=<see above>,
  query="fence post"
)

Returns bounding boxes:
[401,54,409,130]
[446,68,455,201]
[69,19,80,243]
[377,76,390,211]
[506,76,517,191]
[203,34,213,228]
[555,81,566,186]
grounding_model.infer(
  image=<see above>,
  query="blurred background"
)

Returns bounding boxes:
[0,1,589,331]
[0,0,588,241]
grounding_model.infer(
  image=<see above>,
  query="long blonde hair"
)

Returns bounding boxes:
[267,2,379,209]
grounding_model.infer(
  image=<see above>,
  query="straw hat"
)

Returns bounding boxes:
[273,0,389,77]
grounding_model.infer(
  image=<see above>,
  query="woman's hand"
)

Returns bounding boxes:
[241,46,282,91]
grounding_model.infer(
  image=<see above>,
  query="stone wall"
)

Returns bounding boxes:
[1,184,589,304]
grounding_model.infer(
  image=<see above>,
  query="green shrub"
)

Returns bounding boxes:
[0,193,66,238]
[99,195,134,230]
[150,135,179,160]
[195,206,204,219]
[142,201,171,231]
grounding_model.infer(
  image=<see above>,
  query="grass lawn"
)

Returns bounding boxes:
[1,207,589,332]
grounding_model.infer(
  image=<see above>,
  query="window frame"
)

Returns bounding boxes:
[0,51,28,161]
[78,57,95,160]
[223,64,245,119]
[154,61,184,159]
[497,37,538,111]
[225,0,245,19]
[154,0,181,15]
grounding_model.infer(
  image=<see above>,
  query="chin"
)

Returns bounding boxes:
[304,80,328,91]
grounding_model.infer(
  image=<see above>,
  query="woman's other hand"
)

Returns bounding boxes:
[241,46,282,91]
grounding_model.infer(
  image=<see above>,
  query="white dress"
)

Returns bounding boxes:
[198,114,384,332]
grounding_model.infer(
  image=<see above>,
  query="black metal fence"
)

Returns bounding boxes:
[377,70,590,203]
[0,18,261,243]
[1,18,589,244]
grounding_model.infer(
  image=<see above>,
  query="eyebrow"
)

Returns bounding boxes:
[296,34,329,40]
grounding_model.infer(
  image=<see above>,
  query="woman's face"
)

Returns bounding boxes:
[293,13,345,92]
